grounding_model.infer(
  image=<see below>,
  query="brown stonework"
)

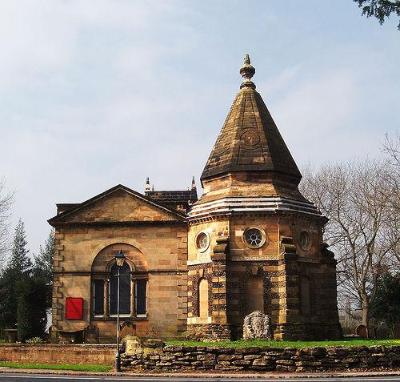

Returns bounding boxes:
[200,88,301,182]
[186,56,341,340]
[4,343,400,372]
[120,344,400,372]
[48,56,341,342]
[0,344,115,365]
[49,185,188,342]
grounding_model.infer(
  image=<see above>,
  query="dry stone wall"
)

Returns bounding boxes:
[122,344,400,372]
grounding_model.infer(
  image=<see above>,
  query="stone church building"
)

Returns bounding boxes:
[48,56,341,342]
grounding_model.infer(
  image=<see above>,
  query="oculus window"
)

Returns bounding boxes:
[196,232,210,252]
[243,227,266,248]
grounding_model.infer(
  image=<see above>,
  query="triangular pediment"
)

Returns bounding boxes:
[48,185,185,225]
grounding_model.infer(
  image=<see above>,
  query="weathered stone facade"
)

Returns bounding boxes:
[49,55,341,342]
[49,186,189,341]
[186,56,341,340]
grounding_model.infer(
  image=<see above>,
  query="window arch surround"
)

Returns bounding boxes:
[91,243,147,274]
[91,243,148,319]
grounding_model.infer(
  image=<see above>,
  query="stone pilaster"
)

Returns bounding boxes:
[209,236,231,339]
[274,236,302,340]
[186,236,231,340]
[51,231,65,340]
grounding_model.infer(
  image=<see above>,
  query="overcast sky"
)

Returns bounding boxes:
[0,0,399,255]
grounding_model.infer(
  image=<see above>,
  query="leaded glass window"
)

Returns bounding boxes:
[93,279,104,316]
[135,279,147,316]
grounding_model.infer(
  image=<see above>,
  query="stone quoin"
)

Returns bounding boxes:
[48,55,341,342]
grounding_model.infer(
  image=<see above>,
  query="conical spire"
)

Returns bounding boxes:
[201,55,301,183]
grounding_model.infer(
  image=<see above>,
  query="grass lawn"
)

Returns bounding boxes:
[0,361,112,372]
[166,338,400,349]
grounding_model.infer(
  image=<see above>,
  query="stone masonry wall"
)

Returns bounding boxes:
[122,344,400,372]
[51,188,188,341]
[3,343,400,372]
[0,344,115,365]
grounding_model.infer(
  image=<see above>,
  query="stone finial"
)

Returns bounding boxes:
[145,177,151,193]
[240,54,256,89]
[191,176,196,190]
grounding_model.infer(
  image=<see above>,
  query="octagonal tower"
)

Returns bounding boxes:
[187,55,341,340]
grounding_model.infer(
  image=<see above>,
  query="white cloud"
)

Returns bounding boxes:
[0,0,191,88]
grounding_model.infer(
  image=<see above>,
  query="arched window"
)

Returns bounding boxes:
[198,278,209,320]
[91,244,148,319]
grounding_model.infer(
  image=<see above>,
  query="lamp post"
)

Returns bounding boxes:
[114,249,126,372]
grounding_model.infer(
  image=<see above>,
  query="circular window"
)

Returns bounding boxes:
[299,231,311,250]
[196,232,210,252]
[243,228,266,248]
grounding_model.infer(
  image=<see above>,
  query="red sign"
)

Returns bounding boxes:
[65,297,84,320]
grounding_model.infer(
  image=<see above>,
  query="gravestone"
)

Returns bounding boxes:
[243,311,272,340]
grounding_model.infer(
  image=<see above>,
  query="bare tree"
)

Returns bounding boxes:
[384,134,400,165]
[0,179,13,268]
[300,160,399,336]
[383,134,400,265]
[383,134,400,209]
